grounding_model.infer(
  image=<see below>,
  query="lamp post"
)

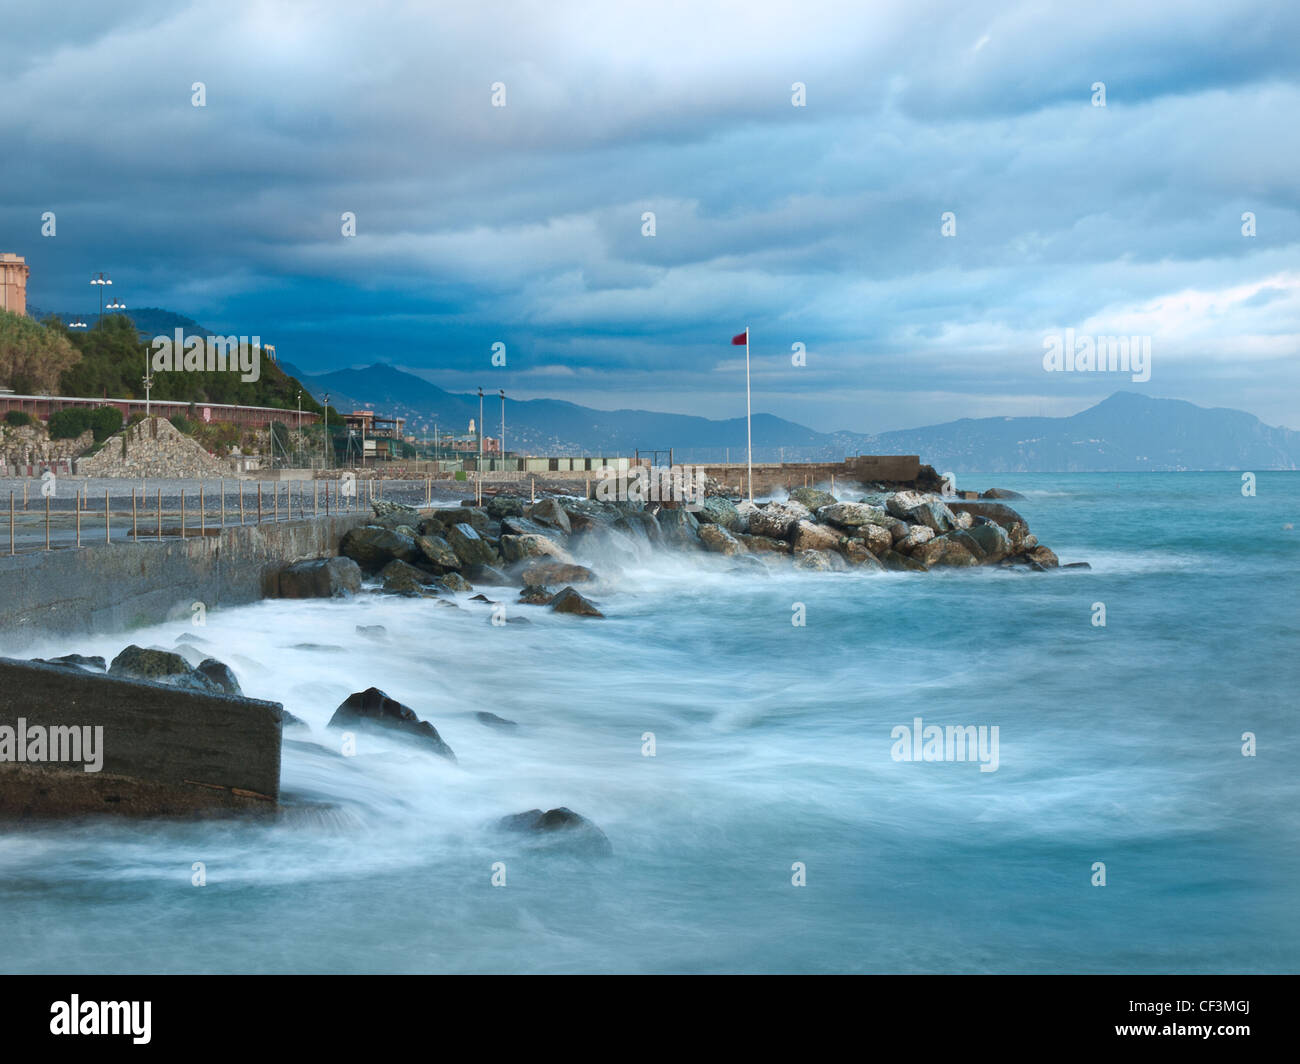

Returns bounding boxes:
[106,297,126,314]
[143,371,153,418]
[296,390,302,432]
[478,387,484,468]
[499,388,505,458]
[323,393,330,470]
[90,273,112,326]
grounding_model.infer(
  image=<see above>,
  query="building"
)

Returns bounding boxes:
[0,253,30,316]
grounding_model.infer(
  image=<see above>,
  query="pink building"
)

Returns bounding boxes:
[0,253,30,316]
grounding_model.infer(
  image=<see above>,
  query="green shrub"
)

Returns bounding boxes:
[48,407,92,439]
[89,406,122,442]
[4,410,33,427]
[170,414,196,435]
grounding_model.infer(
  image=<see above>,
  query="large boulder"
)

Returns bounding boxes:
[327,687,455,760]
[889,493,956,533]
[522,560,596,585]
[696,495,743,531]
[498,807,612,857]
[500,514,555,538]
[372,499,420,521]
[499,533,575,565]
[446,522,501,568]
[549,586,603,617]
[896,525,936,554]
[340,525,421,572]
[788,486,837,511]
[913,534,980,568]
[486,495,526,519]
[815,501,890,530]
[840,538,884,569]
[963,521,1012,563]
[734,500,760,533]
[559,498,620,531]
[981,487,1025,500]
[947,501,1028,531]
[414,534,461,572]
[108,645,221,693]
[885,490,933,519]
[739,533,791,554]
[438,507,491,532]
[276,556,363,598]
[860,523,893,556]
[749,501,811,540]
[379,559,441,596]
[791,520,844,552]
[699,523,746,556]
[880,549,928,572]
[1026,545,1059,568]
[658,508,702,548]
[528,498,572,535]
[196,658,242,696]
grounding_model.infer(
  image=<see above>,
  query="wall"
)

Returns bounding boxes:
[0,512,370,648]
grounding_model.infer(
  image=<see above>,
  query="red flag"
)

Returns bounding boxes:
[731,330,747,345]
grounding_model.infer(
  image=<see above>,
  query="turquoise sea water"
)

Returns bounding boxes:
[1,471,1297,973]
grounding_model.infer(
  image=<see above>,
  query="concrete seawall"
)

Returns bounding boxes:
[0,513,370,648]
[0,658,283,818]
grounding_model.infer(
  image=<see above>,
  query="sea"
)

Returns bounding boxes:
[1,471,1296,973]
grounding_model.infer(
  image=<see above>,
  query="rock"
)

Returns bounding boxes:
[1026,545,1059,568]
[356,624,387,638]
[500,515,557,538]
[695,496,743,531]
[34,653,106,672]
[903,498,957,533]
[326,687,456,760]
[522,560,595,586]
[379,559,441,596]
[947,501,1028,531]
[981,488,1025,499]
[499,807,613,857]
[793,549,835,571]
[465,563,512,586]
[613,510,663,547]
[414,534,461,572]
[860,523,893,556]
[372,499,420,521]
[658,507,702,548]
[788,486,837,511]
[446,522,501,568]
[280,708,310,732]
[951,510,975,530]
[885,490,933,519]
[840,539,885,570]
[499,532,575,565]
[439,571,473,592]
[438,507,491,531]
[880,549,928,572]
[477,711,519,731]
[559,498,620,531]
[1059,561,1092,570]
[739,533,791,554]
[276,556,363,598]
[340,526,421,572]
[549,586,603,617]
[728,555,769,575]
[897,525,936,554]
[416,515,447,537]
[528,498,572,535]
[748,501,811,540]
[108,645,220,693]
[196,658,242,696]
[815,501,890,530]
[699,523,746,555]
[791,519,844,552]
[486,495,526,519]
[517,585,553,605]
[913,534,980,568]
[963,521,1012,563]
[734,500,759,533]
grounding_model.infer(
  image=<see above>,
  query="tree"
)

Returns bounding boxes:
[0,310,81,394]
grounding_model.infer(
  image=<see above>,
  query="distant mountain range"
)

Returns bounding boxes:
[281,361,1300,471]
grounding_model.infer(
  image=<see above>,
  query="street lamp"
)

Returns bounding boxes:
[296,390,302,432]
[478,387,484,467]
[323,393,331,470]
[499,389,505,459]
[90,273,112,326]
[69,318,87,329]
[106,297,126,312]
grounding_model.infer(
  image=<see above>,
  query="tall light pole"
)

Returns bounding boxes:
[296,390,302,432]
[478,387,484,467]
[90,273,112,326]
[323,393,331,470]
[499,389,505,459]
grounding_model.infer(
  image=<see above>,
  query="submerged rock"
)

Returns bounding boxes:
[326,687,456,761]
[981,487,1025,499]
[33,653,106,672]
[522,560,596,586]
[477,711,519,730]
[499,807,613,857]
[196,658,242,696]
[518,585,554,605]
[549,586,603,617]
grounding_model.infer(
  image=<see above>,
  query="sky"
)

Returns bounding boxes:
[2,0,1298,432]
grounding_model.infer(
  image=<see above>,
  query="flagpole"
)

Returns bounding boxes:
[745,325,752,502]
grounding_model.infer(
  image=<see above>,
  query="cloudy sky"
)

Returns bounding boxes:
[2,0,1297,431]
